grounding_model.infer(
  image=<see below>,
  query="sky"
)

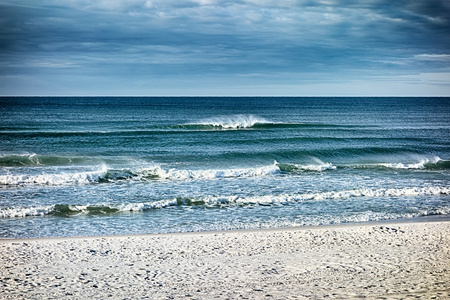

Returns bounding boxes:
[1,0,450,96]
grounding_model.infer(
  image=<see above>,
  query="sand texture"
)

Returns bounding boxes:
[1,221,449,299]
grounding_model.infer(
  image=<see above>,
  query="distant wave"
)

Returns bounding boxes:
[0,122,359,139]
[2,152,448,171]
[178,115,341,130]
[377,157,450,170]
[0,153,42,166]
[357,157,450,171]
[0,153,97,167]
[187,114,270,129]
[277,160,336,172]
[2,186,449,218]
[208,147,432,162]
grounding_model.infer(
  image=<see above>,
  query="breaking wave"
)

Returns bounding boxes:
[0,164,280,186]
[138,163,281,180]
[362,157,450,171]
[0,160,340,186]
[2,156,447,187]
[1,186,449,218]
[176,115,334,130]
[187,114,269,129]
[0,166,108,186]
[277,160,336,172]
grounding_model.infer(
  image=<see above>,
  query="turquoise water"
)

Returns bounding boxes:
[0,97,449,238]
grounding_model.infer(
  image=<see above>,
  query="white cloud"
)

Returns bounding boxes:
[191,0,220,5]
[415,54,450,61]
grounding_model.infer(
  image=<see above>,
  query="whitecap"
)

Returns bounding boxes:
[137,163,280,181]
[1,186,449,219]
[0,205,55,218]
[276,160,336,172]
[0,165,108,186]
[191,114,270,129]
[378,156,442,170]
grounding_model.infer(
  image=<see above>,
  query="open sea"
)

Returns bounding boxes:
[0,97,449,238]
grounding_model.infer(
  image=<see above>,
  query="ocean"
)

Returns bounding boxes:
[0,97,449,238]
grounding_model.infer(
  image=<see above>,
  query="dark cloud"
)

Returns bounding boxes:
[0,0,449,95]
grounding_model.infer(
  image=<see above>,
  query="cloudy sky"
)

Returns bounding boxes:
[1,0,450,96]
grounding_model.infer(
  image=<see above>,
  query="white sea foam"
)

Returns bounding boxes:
[276,160,336,172]
[192,114,270,129]
[378,156,442,170]
[0,162,282,186]
[201,186,450,205]
[1,155,446,187]
[138,163,281,180]
[1,185,449,218]
[0,205,55,218]
[117,198,180,211]
[294,186,450,201]
[301,163,336,171]
[0,165,108,186]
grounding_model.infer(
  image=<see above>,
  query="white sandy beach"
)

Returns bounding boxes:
[1,221,449,299]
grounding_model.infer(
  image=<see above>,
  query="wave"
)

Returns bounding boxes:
[2,186,449,218]
[359,157,450,171]
[134,161,335,181]
[0,153,42,166]
[177,115,345,130]
[379,157,450,170]
[0,122,360,140]
[186,114,269,129]
[0,166,108,186]
[277,160,336,172]
[216,147,420,162]
[0,199,184,218]
[0,153,96,167]
[0,159,342,186]
[0,164,280,186]
[2,156,447,187]
[138,164,281,180]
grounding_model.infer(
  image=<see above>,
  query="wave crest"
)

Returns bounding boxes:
[373,157,449,170]
[1,157,447,187]
[0,153,101,167]
[137,164,281,180]
[0,163,281,186]
[2,186,449,218]
[277,160,336,172]
[187,114,271,129]
[0,166,108,186]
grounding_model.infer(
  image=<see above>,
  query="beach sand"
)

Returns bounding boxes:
[1,221,449,299]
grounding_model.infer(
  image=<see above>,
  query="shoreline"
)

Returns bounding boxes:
[1,219,449,299]
[1,214,449,242]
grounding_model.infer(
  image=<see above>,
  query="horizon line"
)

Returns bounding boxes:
[1,95,450,98]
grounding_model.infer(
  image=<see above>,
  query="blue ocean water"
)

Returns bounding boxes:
[0,97,449,238]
